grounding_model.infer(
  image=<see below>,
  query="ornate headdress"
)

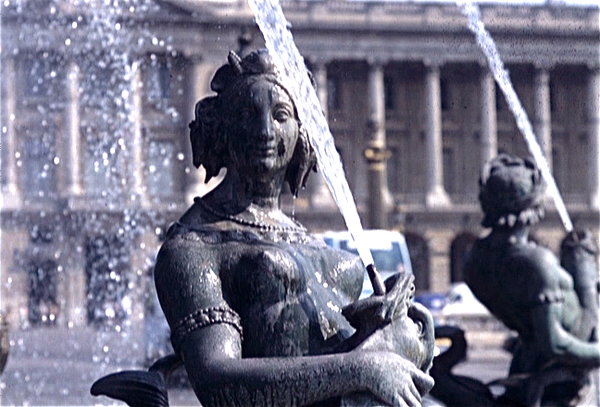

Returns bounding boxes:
[478,154,546,228]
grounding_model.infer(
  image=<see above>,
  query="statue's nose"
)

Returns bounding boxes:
[257,113,276,142]
[408,302,436,372]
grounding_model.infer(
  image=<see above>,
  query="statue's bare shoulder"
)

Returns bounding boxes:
[154,225,229,333]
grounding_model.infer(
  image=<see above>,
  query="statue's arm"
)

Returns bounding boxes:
[560,230,599,313]
[179,325,432,407]
[531,302,600,367]
[154,237,433,407]
[527,251,600,367]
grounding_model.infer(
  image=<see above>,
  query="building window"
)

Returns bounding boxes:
[83,64,114,108]
[404,233,430,291]
[27,259,59,326]
[84,130,118,196]
[441,79,451,111]
[552,147,563,193]
[24,58,57,99]
[146,140,176,198]
[147,58,171,102]
[549,81,556,113]
[387,146,402,193]
[85,236,130,326]
[495,83,507,111]
[443,147,455,194]
[23,135,56,198]
[450,233,477,283]
[327,76,342,111]
[384,76,395,111]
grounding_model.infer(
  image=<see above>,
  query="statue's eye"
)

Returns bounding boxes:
[273,107,291,122]
[415,320,424,335]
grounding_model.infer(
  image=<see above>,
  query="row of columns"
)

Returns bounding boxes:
[298,60,600,228]
[2,57,599,213]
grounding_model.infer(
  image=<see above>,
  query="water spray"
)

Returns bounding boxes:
[458,1,573,232]
[248,0,386,295]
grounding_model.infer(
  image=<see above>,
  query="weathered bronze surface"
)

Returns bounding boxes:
[91,49,435,407]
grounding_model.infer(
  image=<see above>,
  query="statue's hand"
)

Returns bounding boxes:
[341,273,436,374]
[360,351,435,407]
[560,229,598,276]
[560,229,599,313]
[343,273,415,334]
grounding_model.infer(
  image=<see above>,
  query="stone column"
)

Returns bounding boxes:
[365,59,392,229]
[64,61,83,197]
[2,57,21,206]
[309,60,335,209]
[61,235,87,327]
[425,229,454,293]
[184,58,223,205]
[130,62,146,204]
[424,62,450,207]
[588,66,600,210]
[67,265,87,327]
[480,68,497,166]
[533,67,552,170]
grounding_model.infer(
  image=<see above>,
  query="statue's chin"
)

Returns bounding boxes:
[241,157,287,177]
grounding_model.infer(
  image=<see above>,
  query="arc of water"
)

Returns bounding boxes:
[247,0,377,269]
[458,1,573,232]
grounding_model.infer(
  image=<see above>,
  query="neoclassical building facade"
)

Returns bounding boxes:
[1,0,598,329]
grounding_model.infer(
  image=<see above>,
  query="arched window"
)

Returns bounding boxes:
[85,235,131,327]
[404,232,430,292]
[450,232,477,283]
[27,259,59,325]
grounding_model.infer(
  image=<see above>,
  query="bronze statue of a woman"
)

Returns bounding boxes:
[92,49,435,407]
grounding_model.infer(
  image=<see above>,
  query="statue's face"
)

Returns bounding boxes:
[227,77,299,176]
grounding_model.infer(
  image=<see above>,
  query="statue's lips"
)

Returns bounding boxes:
[251,146,277,157]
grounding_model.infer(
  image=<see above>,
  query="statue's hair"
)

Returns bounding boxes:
[479,153,546,228]
[189,49,317,197]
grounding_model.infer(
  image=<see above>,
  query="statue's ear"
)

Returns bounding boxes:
[189,96,225,180]
[285,127,317,197]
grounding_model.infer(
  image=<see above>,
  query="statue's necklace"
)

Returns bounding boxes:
[194,197,306,233]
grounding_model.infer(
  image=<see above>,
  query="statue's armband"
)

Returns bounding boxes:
[171,306,243,354]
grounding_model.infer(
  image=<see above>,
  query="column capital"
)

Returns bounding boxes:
[306,56,330,69]
[423,58,444,70]
[533,61,554,72]
[588,63,600,74]
[366,56,388,67]
[476,58,489,70]
[182,50,204,64]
